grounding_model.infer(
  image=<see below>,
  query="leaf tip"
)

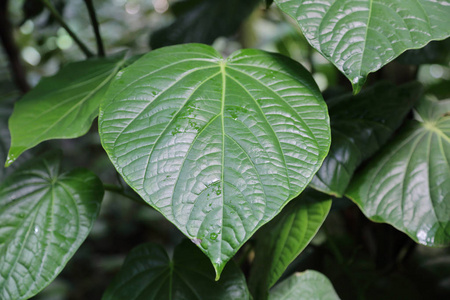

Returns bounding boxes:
[213,260,225,281]
[5,152,17,167]
[351,75,366,95]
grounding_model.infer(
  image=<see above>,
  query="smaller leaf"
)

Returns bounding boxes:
[268,270,340,300]
[249,189,331,299]
[6,54,127,166]
[347,98,450,246]
[311,82,422,197]
[102,239,250,300]
[0,152,103,300]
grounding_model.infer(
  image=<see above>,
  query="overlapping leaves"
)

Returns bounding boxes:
[347,98,450,246]
[99,43,330,277]
[311,82,421,197]
[274,0,450,92]
[103,240,250,300]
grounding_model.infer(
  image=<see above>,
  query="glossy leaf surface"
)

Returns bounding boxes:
[99,44,330,277]
[347,98,450,246]
[269,271,340,300]
[102,240,250,300]
[274,0,450,92]
[311,82,421,197]
[0,152,103,299]
[6,55,126,166]
[249,189,331,299]
[150,0,260,49]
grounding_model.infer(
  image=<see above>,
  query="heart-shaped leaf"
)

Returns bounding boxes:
[347,98,450,246]
[99,43,330,277]
[6,54,127,166]
[249,189,331,299]
[0,152,103,299]
[269,271,340,300]
[311,82,421,197]
[102,240,250,300]
[274,0,450,92]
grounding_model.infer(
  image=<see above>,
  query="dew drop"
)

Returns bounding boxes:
[351,75,366,95]
[210,233,218,240]
[216,189,221,195]
[5,153,16,167]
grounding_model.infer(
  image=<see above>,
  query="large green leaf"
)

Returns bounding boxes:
[268,270,340,300]
[311,82,421,197]
[249,189,331,299]
[102,240,250,300]
[274,0,450,92]
[150,0,260,49]
[6,54,127,166]
[0,152,103,299]
[347,98,450,246]
[99,43,331,277]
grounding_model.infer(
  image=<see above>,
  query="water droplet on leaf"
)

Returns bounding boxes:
[351,75,366,95]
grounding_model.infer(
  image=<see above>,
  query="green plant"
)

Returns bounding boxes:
[0,0,449,299]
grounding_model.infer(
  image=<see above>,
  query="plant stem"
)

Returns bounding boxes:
[84,0,105,57]
[103,183,148,206]
[0,0,30,93]
[40,0,94,58]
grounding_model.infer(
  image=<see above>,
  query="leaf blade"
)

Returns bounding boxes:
[6,55,126,166]
[99,44,331,277]
[274,0,450,92]
[268,270,340,300]
[102,240,250,300]
[249,189,331,299]
[0,152,103,299]
[310,82,421,197]
[347,98,450,246]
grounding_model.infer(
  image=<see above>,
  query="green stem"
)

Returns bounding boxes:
[84,0,105,57]
[103,183,148,206]
[41,0,94,58]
